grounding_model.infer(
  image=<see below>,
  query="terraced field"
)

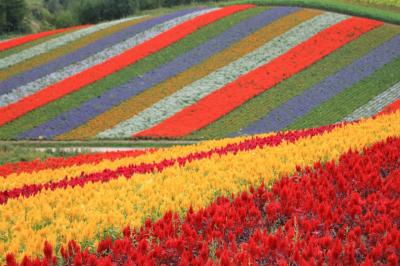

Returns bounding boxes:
[1,2,400,264]
[1,4,399,140]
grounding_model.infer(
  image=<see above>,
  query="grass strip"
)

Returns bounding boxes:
[0,7,263,140]
[63,8,316,140]
[190,25,400,139]
[0,17,149,80]
[287,58,400,129]
[215,0,400,24]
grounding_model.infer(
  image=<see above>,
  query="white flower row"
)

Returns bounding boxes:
[98,12,349,138]
[343,81,400,121]
[0,9,214,107]
[0,16,145,69]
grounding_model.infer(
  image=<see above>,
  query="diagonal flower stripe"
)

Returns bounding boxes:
[0,5,252,128]
[343,81,400,121]
[236,34,399,136]
[60,9,321,140]
[0,9,207,106]
[0,25,90,52]
[2,122,344,204]
[0,9,199,97]
[18,7,300,140]
[136,17,382,138]
[99,13,348,139]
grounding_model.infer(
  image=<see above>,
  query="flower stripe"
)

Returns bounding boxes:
[0,5,250,128]
[237,34,399,136]
[343,81,400,121]
[62,9,321,140]
[99,13,348,138]
[20,6,300,140]
[0,9,209,106]
[0,25,90,52]
[136,17,381,138]
[0,110,399,260]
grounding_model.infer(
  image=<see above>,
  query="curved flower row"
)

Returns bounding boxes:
[0,25,90,52]
[98,12,348,138]
[0,9,209,107]
[0,5,251,128]
[20,6,301,140]
[7,135,400,265]
[0,110,399,260]
[136,17,383,138]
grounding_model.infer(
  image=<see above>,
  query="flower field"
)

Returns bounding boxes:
[1,3,400,263]
[0,107,399,263]
[0,4,398,140]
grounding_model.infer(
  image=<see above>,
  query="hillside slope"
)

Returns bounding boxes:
[0,4,399,140]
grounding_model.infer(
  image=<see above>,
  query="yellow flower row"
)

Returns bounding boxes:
[1,111,399,261]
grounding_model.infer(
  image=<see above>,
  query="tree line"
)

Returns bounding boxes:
[0,0,223,35]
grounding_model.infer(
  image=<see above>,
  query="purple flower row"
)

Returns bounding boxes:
[235,34,400,136]
[19,7,299,140]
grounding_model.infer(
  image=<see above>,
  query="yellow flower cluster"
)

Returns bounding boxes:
[1,111,400,261]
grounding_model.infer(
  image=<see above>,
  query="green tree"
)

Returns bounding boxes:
[0,0,7,33]
[4,0,27,32]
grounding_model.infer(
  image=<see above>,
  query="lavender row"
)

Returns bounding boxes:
[0,9,211,107]
[235,35,400,136]
[0,8,200,96]
[18,7,298,140]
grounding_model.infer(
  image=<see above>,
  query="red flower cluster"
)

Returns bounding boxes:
[8,136,400,265]
[0,122,342,204]
[0,150,148,177]
[0,5,253,127]
[0,25,90,52]
[136,17,383,138]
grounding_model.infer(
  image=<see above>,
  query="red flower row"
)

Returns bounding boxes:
[0,122,343,204]
[0,5,253,127]
[0,25,90,52]
[8,135,400,265]
[135,17,383,138]
[0,149,148,177]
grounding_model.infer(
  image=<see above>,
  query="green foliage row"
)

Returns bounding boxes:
[0,144,84,165]
[287,58,400,130]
